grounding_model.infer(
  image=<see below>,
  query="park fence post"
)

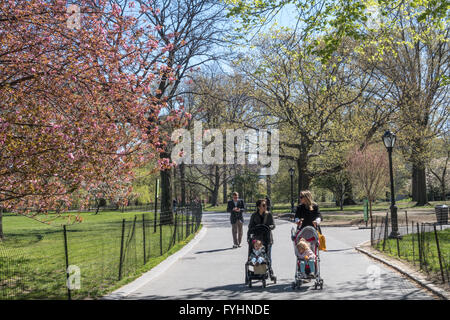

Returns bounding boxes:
[416,223,422,270]
[118,218,126,281]
[421,223,427,272]
[377,217,384,246]
[433,224,445,283]
[186,211,189,237]
[181,210,184,240]
[383,213,389,251]
[142,214,146,265]
[405,210,408,234]
[411,221,415,266]
[173,212,178,247]
[63,225,71,300]
[154,179,158,233]
[396,237,400,257]
[159,212,163,256]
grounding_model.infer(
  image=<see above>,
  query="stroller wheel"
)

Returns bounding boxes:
[248,280,252,288]
[292,282,296,290]
[262,279,266,288]
[272,275,277,284]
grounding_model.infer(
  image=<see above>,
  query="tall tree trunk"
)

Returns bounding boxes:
[416,164,428,206]
[412,163,418,201]
[266,175,271,202]
[180,163,186,206]
[210,165,220,206]
[95,200,100,215]
[172,165,177,205]
[160,160,173,223]
[369,200,373,243]
[223,168,228,204]
[297,155,311,194]
[441,180,446,201]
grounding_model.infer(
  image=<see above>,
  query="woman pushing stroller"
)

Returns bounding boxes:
[291,190,324,289]
[294,190,322,231]
[247,199,276,281]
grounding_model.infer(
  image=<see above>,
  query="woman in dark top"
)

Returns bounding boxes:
[247,199,276,279]
[294,190,322,231]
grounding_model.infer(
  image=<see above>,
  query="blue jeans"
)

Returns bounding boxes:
[299,259,315,274]
[266,244,272,263]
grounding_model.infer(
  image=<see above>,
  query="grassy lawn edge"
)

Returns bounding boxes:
[98,224,203,299]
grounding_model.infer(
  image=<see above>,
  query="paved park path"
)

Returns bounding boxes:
[117,212,436,300]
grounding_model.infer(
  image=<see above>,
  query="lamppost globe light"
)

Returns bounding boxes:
[289,167,294,176]
[383,130,401,239]
[382,130,396,149]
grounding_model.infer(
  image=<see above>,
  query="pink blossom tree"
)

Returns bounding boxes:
[346,144,390,229]
[0,0,180,223]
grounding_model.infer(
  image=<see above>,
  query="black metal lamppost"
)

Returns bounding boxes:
[289,168,295,214]
[382,130,401,239]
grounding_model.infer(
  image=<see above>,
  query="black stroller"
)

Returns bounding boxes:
[245,224,277,288]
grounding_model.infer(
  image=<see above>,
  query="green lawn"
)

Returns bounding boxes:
[374,228,449,279]
[0,210,200,299]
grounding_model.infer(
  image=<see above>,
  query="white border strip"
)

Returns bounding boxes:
[102,225,208,300]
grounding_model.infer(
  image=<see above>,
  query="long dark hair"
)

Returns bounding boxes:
[255,199,267,214]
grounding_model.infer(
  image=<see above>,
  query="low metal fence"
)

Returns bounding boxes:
[371,212,449,285]
[0,204,202,300]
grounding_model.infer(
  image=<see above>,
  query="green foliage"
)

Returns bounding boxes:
[226,0,449,63]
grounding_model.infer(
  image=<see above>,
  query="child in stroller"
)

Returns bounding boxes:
[296,238,316,279]
[249,239,267,265]
[291,225,324,290]
[245,224,277,288]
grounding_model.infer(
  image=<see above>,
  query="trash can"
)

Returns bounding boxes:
[435,205,449,225]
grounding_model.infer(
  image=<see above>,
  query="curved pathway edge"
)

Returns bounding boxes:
[355,240,449,300]
[102,225,208,300]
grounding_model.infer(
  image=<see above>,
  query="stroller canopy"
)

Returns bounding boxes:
[248,224,271,247]
[294,226,319,245]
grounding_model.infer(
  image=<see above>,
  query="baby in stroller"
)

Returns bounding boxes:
[249,239,267,265]
[245,225,276,288]
[291,225,324,290]
[296,238,316,279]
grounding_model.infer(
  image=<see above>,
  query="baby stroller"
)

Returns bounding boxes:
[245,224,277,288]
[291,225,324,290]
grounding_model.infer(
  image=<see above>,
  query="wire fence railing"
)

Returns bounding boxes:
[371,212,449,286]
[0,204,202,300]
